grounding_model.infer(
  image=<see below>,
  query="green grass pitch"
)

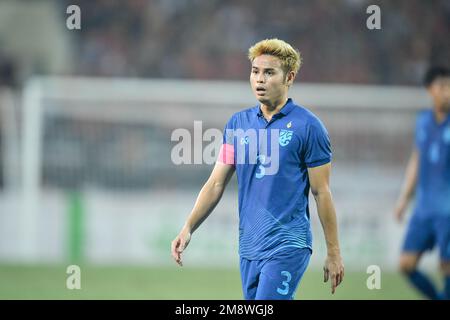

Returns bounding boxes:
[0,264,427,299]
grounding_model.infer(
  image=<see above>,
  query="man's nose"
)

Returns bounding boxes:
[256,73,265,83]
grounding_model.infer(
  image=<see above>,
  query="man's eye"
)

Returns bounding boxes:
[265,71,273,75]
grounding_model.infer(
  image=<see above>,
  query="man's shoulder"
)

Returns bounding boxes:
[416,108,432,124]
[226,105,258,124]
[236,105,258,117]
[290,103,326,129]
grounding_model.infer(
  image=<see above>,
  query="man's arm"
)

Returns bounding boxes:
[308,162,344,294]
[394,149,418,222]
[171,162,235,266]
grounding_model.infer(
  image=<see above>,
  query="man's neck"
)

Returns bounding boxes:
[260,98,288,121]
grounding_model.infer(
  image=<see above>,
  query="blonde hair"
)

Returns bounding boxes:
[248,38,302,75]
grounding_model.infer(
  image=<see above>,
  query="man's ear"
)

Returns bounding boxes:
[285,71,296,86]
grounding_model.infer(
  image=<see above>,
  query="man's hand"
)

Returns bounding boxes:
[171,227,191,267]
[323,254,344,294]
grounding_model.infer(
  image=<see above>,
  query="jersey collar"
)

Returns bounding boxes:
[255,98,296,118]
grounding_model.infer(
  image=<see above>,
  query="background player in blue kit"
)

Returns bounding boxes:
[394,66,450,300]
[171,38,344,299]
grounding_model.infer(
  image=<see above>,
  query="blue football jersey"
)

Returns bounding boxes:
[219,98,332,260]
[414,110,450,217]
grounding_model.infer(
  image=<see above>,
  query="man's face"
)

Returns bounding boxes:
[428,77,450,112]
[250,54,294,106]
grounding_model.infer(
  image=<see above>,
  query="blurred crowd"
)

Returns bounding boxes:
[0,0,448,87]
[67,0,449,85]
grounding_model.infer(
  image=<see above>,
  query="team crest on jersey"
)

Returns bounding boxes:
[279,130,293,146]
[443,126,450,144]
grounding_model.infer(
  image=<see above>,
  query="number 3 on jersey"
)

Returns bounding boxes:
[277,271,292,295]
[255,155,266,179]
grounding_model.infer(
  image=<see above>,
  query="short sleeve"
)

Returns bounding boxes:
[414,111,426,148]
[304,120,332,168]
[217,116,236,165]
[222,116,235,145]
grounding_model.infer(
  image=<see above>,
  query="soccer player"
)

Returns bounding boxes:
[394,66,450,300]
[171,38,344,299]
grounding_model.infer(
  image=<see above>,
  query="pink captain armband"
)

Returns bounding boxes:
[217,144,235,165]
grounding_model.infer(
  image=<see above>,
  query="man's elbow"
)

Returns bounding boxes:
[207,178,226,193]
[213,180,226,190]
[311,186,331,198]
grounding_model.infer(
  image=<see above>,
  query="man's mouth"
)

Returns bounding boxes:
[256,87,266,94]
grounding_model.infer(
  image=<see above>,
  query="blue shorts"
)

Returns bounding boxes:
[402,213,450,260]
[239,247,311,300]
